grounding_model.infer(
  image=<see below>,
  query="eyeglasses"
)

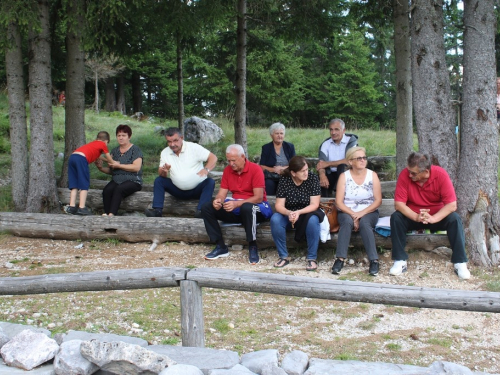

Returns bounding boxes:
[351,156,367,162]
[409,170,424,177]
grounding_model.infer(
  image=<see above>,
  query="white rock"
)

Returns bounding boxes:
[1,329,59,370]
[54,340,99,375]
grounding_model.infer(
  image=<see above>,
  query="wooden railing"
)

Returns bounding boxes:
[1,267,498,347]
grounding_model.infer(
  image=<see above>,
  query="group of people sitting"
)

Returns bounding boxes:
[67,119,470,280]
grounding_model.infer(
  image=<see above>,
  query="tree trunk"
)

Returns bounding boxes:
[26,0,59,213]
[177,33,184,129]
[234,0,248,155]
[456,0,499,266]
[410,0,457,180]
[131,71,142,114]
[116,75,126,115]
[94,71,99,114]
[393,0,413,176]
[104,77,116,112]
[5,21,28,212]
[59,0,86,189]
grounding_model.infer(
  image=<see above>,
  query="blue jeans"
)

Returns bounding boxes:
[152,176,215,211]
[270,213,320,260]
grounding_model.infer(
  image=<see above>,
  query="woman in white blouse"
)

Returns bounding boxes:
[332,147,382,276]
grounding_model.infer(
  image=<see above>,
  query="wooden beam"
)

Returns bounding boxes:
[0,267,186,295]
[187,268,500,313]
[58,189,397,217]
[0,212,450,250]
[180,280,205,347]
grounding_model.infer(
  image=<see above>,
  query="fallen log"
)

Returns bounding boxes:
[57,189,397,216]
[0,212,450,251]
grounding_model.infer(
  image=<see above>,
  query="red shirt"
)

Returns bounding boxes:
[75,140,109,163]
[394,165,456,215]
[221,160,267,201]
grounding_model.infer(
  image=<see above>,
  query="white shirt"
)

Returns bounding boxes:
[343,169,375,212]
[319,134,350,172]
[159,141,210,190]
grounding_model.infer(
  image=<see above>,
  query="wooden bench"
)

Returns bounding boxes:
[0,191,450,251]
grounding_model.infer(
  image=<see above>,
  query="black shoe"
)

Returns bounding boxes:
[369,260,379,276]
[145,208,162,217]
[76,207,92,215]
[65,206,78,215]
[205,245,229,260]
[331,258,344,274]
[194,210,203,219]
[248,245,260,264]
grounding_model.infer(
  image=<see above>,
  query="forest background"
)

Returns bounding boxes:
[0,0,499,266]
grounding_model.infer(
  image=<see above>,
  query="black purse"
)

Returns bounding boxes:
[264,170,281,181]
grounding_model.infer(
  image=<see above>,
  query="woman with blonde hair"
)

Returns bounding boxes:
[331,147,382,276]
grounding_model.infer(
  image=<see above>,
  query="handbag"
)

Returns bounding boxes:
[319,199,339,233]
[263,169,281,181]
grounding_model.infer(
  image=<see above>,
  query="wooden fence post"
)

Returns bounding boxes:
[180,280,205,347]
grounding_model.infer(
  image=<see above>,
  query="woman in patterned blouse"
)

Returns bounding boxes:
[332,147,381,276]
[271,156,323,271]
[95,124,143,216]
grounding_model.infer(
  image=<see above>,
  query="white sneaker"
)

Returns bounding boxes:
[454,263,471,280]
[389,260,407,276]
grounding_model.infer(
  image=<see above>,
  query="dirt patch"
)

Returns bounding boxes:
[0,234,499,373]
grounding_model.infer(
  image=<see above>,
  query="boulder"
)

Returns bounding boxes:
[61,329,148,347]
[183,116,224,145]
[303,358,427,375]
[80,339,175,375]
[240,349,279,374]
[54,339,99,375]
[159,363,204,375]
[208,364,257,374]
[281,350,309,375]
[0,322,51,339]
[261,362,288,375]
[0,329,59,371]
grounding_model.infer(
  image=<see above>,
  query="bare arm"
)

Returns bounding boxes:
[95,159,111,175]
[421,202,457,224]
[198,152,218,177]
[222,187,264,212]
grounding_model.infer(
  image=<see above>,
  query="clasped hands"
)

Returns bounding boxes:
[213,198,239,212]
[418,209,432,224]
[95,159,119,169]
[288,211,300,228]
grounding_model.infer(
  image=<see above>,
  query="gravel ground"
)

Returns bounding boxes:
[0,234,499,373]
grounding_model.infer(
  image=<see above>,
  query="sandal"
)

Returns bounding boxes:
[274,258,290,268]
[306,260,318,271]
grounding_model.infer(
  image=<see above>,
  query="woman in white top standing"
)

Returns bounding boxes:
[331,147,382,276]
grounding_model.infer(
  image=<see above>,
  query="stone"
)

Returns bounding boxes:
[0,328,10,349]
[61,329,148,347]
[240,349,279,374]
[304,358,427,375]
[53,339,99,375]
[0,322,51,339]
[281,350,309,375]
[159,363,204,375]
[149,345,239,373]
[261,362,288,375]
[80,339,175,375]
[183,116,224,145]
[425,360,474,374]
[208,364,257,374]
[1,329,59,371]
[0,360,55,374]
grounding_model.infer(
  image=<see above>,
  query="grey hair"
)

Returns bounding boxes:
[226,144,245,156]
[269,122,285,135]
[165,127,183,137]
[329,118,345,130]
[407,152,432,171]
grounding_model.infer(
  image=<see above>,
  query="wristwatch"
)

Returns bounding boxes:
[205,167,210,172]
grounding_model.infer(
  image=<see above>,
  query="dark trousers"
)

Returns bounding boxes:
[390,211,468,263]
[102,180,142,215]
[320,164,347,197]
[152,176,215,211]
[201,201,266,244]
[265,178,279,196]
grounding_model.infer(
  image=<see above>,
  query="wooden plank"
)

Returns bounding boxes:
[0,212,450,250]
[0,267,186,295]
[58,189,397,217]
[187,268,500,313]
[180,280,205,347]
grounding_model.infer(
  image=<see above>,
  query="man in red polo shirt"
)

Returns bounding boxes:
[201,144,272,264]
[389,152,470,279]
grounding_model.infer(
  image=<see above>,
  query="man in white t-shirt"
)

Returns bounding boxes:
[316,118,358,197]
[145,128,217,218]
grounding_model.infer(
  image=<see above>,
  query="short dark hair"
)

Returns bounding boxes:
[96,131,110,142]
[116,124,132,137]
[407,152,431,171]
[282,155,307,177]
[165,127,183,137]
